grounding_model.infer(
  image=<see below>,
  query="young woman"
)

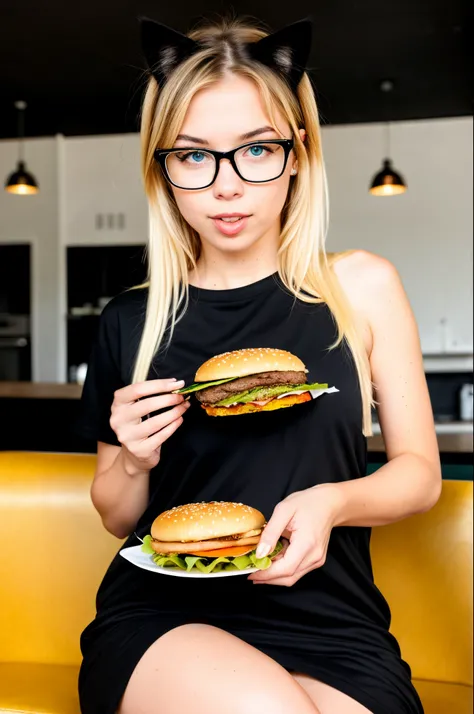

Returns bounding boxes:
[76,16,441,714]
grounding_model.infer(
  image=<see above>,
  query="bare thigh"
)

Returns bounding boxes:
[118,624,320,714]
[293,673,373,714]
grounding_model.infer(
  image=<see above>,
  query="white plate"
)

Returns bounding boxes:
[120,545,259,578]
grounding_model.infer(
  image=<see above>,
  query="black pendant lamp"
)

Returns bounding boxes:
[4,101,39,196]
[369,81,407,197]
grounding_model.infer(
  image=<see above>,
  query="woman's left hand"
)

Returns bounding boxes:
[248,484,343,586]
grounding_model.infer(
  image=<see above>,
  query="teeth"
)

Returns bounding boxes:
[219,216,243,223]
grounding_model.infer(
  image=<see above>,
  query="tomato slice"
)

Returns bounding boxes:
[187,545,254,558]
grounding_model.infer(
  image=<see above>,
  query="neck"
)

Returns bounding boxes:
[189,230,280,291]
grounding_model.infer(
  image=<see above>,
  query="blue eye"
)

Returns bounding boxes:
[175,151,208,164]
[249,146,264,157]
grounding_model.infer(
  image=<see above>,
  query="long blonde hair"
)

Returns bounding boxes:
[133,17,374,435]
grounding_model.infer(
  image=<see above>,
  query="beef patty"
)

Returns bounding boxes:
[196,370,307,404]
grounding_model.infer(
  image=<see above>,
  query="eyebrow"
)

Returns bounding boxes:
[174,125,279,145]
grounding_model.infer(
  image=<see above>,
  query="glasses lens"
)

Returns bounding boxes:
[165,150,215,189]
[235,143,286,182]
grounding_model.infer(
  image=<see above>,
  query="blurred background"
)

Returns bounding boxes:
[0,1,472,475]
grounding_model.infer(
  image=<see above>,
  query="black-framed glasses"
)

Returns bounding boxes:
[154,139,294,190]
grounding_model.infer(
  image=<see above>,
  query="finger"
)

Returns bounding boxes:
[130,392,185,420]
[138,402,190,438]
[252,562,315,587]
[146,415,184,450]
[251,532,308,581]
[255,501,295,559]
[115,379,185,405]
[270,538,290,563]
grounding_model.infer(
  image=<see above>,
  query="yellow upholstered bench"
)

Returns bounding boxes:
[0,451,472,714]
[371,478,473,713]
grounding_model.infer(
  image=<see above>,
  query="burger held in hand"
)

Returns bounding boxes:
[177,347,329,416]
[141,501,283,573]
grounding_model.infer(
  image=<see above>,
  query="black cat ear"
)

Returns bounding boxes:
[247,19,313,91]
[139,17,200,87]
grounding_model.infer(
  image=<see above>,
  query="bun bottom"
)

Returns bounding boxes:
[203,391,311,417]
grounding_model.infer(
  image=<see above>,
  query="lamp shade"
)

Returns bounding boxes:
[369,158,407,196]
[4,160,39,195]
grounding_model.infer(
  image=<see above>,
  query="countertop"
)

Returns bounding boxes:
[368,431,472,454]
[369,420,473,453]
[0,381,83,400]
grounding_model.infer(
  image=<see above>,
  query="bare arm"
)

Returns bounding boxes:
[90,443,149,539]
[90,378,190,538]
[331,251,442,526]
[248,251,442,585]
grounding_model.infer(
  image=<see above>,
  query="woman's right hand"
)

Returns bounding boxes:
[109,378,190,474]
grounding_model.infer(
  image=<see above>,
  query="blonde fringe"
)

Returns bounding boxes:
[132,19,374,436]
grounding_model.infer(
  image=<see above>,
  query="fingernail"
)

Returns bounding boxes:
[175,379,185,385]
[256,543,271,559]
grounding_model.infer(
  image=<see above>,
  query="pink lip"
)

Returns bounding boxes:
[211,213,249,219]
[211,215,250,237]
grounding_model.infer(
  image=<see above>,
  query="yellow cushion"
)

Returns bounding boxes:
[0,662,80,714]
[413,678,473,714]
[0,453,472,712]
[371,480,473,687]
[0,452,121,665]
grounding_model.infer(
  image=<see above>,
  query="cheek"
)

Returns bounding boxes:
[172,192,207,231]
[253,180,291,222]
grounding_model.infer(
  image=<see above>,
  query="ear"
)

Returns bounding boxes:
[139,17,200,87]
[247,19,312,91]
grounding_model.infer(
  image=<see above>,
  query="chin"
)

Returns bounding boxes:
[214,226,269,252]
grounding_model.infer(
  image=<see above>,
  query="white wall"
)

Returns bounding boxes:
[64,134,147,246]
[323,117,473,354]
[0,137,60,381]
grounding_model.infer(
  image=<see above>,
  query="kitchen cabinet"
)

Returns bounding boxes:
[65,244,147,379]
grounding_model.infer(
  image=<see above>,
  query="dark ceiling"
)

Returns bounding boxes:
[0,0,472,139]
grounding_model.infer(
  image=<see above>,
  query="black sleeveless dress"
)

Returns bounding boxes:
[76,273,423,714]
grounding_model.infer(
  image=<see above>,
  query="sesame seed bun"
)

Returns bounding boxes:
[195,347,306,382]
[151,501,265,543]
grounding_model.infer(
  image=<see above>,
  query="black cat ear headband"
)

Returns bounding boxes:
[139,17,313,93]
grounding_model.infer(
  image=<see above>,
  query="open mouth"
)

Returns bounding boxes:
[211,214,250,236]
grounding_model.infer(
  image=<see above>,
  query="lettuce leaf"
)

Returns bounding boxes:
[152,553,187,569]
[141,534,155,554]
[141,538,284,573]
[175,377,239,394]
[215,382,329,407]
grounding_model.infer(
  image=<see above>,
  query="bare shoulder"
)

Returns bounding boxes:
[331,249,400,291]
[329,250,408,357]
[331,249,403,314]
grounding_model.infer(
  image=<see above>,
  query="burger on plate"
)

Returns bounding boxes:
[141,501,283,573]
[176,347,328,416]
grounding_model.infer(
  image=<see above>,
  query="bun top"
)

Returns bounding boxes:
[195,347,307,382]
[151,501,266,542]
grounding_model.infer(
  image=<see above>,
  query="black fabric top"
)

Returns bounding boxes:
[76,272,422,714]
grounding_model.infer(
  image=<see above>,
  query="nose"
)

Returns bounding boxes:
[212,158,244,199]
